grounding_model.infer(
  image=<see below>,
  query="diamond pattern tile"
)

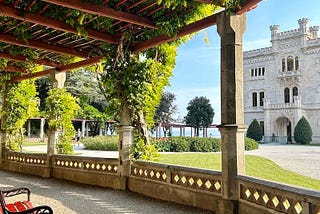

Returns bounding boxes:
[189,178,194,186]
[197,179,203,188]
[150,171,154,178]
[156,172,161,178]
[272,196,279,207]
[174,175,180,183]
[245,189,251,198]
[162,173,167,180]
[205,180,212,189]
[294,202,303,214]
[283,199,290,210]
[253,191,260,201]
[139,169,143,175]
[181,176,187,184]
[262,193,269,204]
[214,181,221,191]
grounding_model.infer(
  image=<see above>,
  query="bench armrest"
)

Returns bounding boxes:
[5,205,53,214]
[2,188,31,201]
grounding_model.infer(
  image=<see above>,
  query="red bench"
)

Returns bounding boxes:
[0,188,53,214]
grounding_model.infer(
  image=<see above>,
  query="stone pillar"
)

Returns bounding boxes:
[47,71,66,156]
[27,119,31,137]
[85,122,89,137]
[179,127,182,137]
[217,11,246,213]
[118,125,134,189]
[0,84,8,162]
[158,123,162,138]
[40,118,45,141]
[81,120,86,138]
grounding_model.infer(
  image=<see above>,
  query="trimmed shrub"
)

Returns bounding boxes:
[247,119,263,142]
[294,116,313,144]
[170,137,190,152]
[211,138,221,152]
[82,135,119,151]
[190,138,213,152]
[245,137,259,151]
[151,138,172,152]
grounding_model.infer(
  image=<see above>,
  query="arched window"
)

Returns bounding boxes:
[295,56,299,70]
[282,58,286,72]
[262,67,265,76]
[284,88,290,103]
[292,87,298,102]
[259,91,264,106]
[287,56,294,71]
[252,92,257,107]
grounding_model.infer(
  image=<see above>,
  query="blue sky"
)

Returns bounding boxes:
[167,0,320,124]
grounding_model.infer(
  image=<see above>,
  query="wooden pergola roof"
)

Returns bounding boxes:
[0,0,260,83]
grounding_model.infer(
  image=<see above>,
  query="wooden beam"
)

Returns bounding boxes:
[41,0,157,29]
[132,12,219,53]
[0,33,89,58]
[132,0,261,53]
[0,52,61,67]
[2,66,27,73]
[0,3,119,44]
[10,55,104,82]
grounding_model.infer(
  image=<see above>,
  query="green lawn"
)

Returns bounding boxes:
[157,153,320,191]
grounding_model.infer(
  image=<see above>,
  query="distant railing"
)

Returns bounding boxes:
[5,151,48,166]
[238,176,320,214]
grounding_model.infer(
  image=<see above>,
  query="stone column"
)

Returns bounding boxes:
[27,119,31,137]
[47,71,66,156]
[0,83,8,162]
[40,118,45,141]
[81,120,86,138]
[217,12,246,213]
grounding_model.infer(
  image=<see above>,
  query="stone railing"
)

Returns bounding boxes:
[238,176,320,214]
[5,151,48,166]
[129,161,222,211]
[53,155,118,174]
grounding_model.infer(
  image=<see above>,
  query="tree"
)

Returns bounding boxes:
[5,80,39,151]
[154,92,178,136]
[45,88,80,154]
[246,119,263,142]
[294,116,313,144]
[185,96,214,137]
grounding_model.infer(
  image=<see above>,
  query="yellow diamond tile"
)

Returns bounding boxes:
[174,175,180,183]
[65,161,69,166]
[74,162,78,167]
[96,164,100,170]
[134,168,138,174]
[79,163,82,167]
[245,189,251,198]
[197,179,203,187]
[114,166,118,172]
[205,180,212,189]
[189,178,194,186]
[181,176,187,184]
[37,159,41,164]
[156,172,160,178]
[214,181,221,190]
[108,165,112,171]
[70,162,73,167]
[150,170,154,177]
[144,170,148,176]
[262,193,269,204]
[101,164,106,170]
[253,191,260,201]
[91,163,95,169]
[294,202,303,214]
[162,173,167,180]
[272,197,279,207]
[61,161,65,166]
[85,163,90,168]
[139,169,143,175]
[283,199,290,210]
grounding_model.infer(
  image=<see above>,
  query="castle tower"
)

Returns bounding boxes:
[270,25,279,51]
[309,26,319,39]
[298,18,309,47]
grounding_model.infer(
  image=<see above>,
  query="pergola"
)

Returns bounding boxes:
[0,0,262,213]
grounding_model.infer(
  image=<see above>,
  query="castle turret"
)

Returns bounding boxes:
[309,26,319,39]
[298,18,309,47]
[270,25,280,51]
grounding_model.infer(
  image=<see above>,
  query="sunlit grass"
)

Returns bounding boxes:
[157,153,320,191]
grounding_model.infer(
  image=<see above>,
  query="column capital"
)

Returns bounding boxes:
[217,124,247,132]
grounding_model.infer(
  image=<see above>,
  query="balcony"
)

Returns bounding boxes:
[278,70,301,82]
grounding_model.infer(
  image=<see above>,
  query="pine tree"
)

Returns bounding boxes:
[246,119,263,142]
[294,116,313,144]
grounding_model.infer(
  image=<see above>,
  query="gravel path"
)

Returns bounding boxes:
[0,170,213,214]
[246,144,320,180]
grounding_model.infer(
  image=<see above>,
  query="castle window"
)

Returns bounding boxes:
[259,92,264,106]
[295,56,299,70]
[284,88,290,103]
[282,58,286,71]
[258,68,261,76]
[262,67,265,76]
[287,56,294,71]
[260,121,264,136]
[251,69,254,76]
[255,68,257,76]
[252,92,257,107]
[293,87,298,102]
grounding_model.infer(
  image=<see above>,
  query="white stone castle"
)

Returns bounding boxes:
[243,18,320,143]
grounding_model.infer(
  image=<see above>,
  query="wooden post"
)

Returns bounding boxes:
[217,11,247,213]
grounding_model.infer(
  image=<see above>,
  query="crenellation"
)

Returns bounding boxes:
[244,47,272,58]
